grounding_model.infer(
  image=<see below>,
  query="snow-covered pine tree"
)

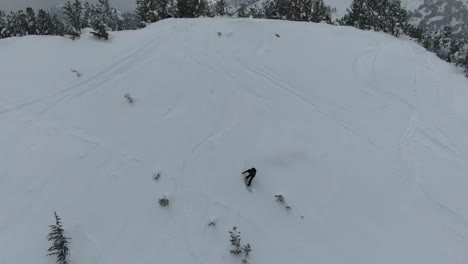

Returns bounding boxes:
[25,7,37,35]
[47,212,71,264]
[36,9,54,35]
[248,4,263,18]
[136,0,172,27]
[229,227,242,255]
[9,10,28,37]
[136,0,158,27]
[450,30,468,71]
[406,24,424,40]
[341,0,371,29]
[376,0,407,36]
[0,10,7,38]
[263,0,315,22]
[197,0,212,17]
[19,10,29,35]
[120,11,139,30]
[81,2,92,29]
[51,14,66,36]
[215,0,228,16]
[90,0,119,39]
[63,0,83,39]
[237,3,248,17]
[177,0,199,17]
[262,0,286,20]
[438,25,454,61]
[341,0,409,37]
[311,0,332,23]
[157,0,175,19]
[242,243,252,264]
[4,12,16,37]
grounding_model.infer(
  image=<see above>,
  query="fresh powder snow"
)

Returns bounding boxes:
[1,18,468,264]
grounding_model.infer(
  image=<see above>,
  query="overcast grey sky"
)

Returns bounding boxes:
[1,0,135,11]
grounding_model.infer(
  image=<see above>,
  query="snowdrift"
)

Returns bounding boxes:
[1,18,468,264]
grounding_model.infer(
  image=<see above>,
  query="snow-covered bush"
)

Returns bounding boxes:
[153,172,161,181]
[124,93,134,103]
[242,243,252,264]
[229,227,253,263]
[275,194,285,204]
[229,227,242,255]
[159,195,169,207]
[71,69,81,77]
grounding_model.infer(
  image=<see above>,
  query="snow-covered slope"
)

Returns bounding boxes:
[1,18,468,264]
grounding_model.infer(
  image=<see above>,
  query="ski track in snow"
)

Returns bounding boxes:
[241,61,380,148]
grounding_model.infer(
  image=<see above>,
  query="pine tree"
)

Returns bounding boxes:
[120,11,139,30]
[81,2,92,28]
[51,14,66,36]
[341,0,371,30]
[438,25,453,61]
[37,9,54,35]
[215,0,228,16]
[237,3,248,17]
[242,243,252,264]
[5,12,16,37]
[229,227,242,255]
[136,0,156,26]
[10,10,28,37]
[341,0,409,37]
[47,212,71,264]
[263,0,320,22]
[25,7,37,35]
[136,0,172,27]
[156,0,172,19]
[63,0,83,38]
[197,0,212,17]
[248,4,264,18]
[89,0,119,39]
[0,10,7,38]
[406,24,423,40]
[311,0,332,23]
[177,0,197,17]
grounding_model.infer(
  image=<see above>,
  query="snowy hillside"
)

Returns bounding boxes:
[1,18,468,264]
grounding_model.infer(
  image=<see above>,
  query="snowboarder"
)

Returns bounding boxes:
[242,168,257,187]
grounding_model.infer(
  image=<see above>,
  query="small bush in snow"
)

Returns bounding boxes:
[217,32,222,36]
[159,195,169,207]
[71,69,81,77]
[153,172,161,181]
[124,93,134,103]
[275,33,280,38]
[90,29,109,40]
[208,221,216,227]
[275,194,292,211]
[229,227,252,263]
[275,194,285,204]
[47,212,71,264]
[229,227,242,255]
[242,243,252,264]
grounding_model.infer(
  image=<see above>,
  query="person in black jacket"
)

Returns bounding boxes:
[242,168,257,187]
